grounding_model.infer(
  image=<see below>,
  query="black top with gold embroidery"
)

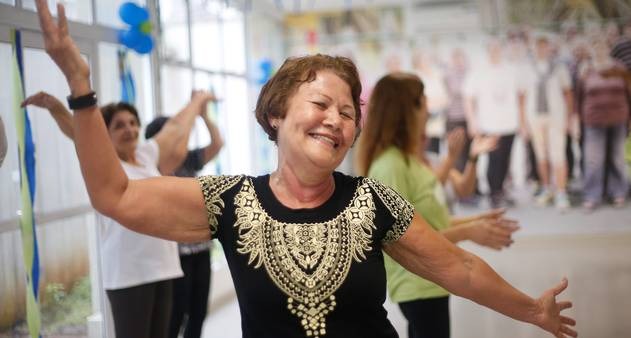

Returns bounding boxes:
[197,172,414,338]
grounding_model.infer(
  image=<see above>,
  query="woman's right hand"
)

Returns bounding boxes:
[470,135,499,157]
[36,0,91,94]
[21,91,64,111]
[465,218,519,250]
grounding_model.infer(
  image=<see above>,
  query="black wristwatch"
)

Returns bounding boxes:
[67,91,97,110]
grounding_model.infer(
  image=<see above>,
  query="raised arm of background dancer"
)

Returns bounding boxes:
[35,0,210,243]
[154,90,216,175]
[448,135,498,198]
[199,107,224,164]
[384,213,577,338]
[22,91,74,140]
[433,127,465,184]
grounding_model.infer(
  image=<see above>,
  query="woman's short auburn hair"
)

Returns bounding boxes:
[101,102,141,128]
[255,54,363,141]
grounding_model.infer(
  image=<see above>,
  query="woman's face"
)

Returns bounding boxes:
[272,70,357,173]
[108,110,139,157]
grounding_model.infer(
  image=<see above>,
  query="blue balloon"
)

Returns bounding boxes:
[118,28,142,48]
[119,2,149,26]
[133,35,154,54]
[257,59,273,84]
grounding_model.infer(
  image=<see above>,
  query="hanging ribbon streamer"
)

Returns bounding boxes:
[117,48,136,104]
[11,29,42,338]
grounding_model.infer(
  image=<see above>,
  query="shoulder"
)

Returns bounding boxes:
[369,147,409,174]
[197,174,247,196]
[360,177,415,243]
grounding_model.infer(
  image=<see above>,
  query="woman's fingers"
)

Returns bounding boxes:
[558,300,573,311]
[35,0,57,40]
[561,315,576,326]
[58,3,69,37]
[553,278,569,296]
[560,325,578,337]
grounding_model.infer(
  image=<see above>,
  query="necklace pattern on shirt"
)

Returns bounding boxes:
[233,178,377,337]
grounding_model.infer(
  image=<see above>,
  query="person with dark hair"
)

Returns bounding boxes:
[356,72,519,338]
[21,90,215,338]
[33,2,577,337]
[145,110,223,338]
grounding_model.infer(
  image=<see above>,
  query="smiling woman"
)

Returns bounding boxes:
[32,0,577,337]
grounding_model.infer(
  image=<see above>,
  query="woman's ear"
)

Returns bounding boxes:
[269,116,280,130]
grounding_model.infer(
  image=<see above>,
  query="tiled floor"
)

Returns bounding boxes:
[201,189,631,338]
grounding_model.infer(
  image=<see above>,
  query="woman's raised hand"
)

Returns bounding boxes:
[535,278,577,338]
[470,135,499,157]
[35,0,91,94]
[21,91,64,110]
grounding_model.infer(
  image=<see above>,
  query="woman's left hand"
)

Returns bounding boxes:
[35,0,91,93]
[535,278,577,337]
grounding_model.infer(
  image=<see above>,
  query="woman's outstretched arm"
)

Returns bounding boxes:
[384,213,577,338]
[35,0,210,242]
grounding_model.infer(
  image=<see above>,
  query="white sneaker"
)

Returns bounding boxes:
[555,192,570,211]
[535,189,553,206]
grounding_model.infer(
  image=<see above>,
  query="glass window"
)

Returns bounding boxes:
[159,0,190,62]
[22,0,93,24]
[96,0,147,28]
[98,42,155,124]
[0,0,15,5]
[194,72,225,175]
[191,15,222,71]
[222,17,246,74]
[190,0,222,71]
[21,48,89,215]
[224,75,250,174]
[160,65,193,117]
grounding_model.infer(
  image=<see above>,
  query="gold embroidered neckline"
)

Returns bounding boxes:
[234,177,376,337]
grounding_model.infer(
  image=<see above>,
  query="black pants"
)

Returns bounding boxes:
[487,134,515,196]
[446,120,472,173]
[107,279,173,338]
[169,251,211,338]
[398,296,450,338]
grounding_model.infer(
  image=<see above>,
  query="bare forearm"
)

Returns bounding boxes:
[434,155,456,184]
[441,225,471,243]
[451,160,476,198]
[201,115,223,163]
[50,106,75,140]
[451,251,539,325]
[72,103,129,215]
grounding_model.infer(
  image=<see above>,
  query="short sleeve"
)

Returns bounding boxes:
[365,178,415,243]
[196,175,243,235]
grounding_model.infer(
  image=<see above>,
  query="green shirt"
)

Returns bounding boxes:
[368,147,451,302]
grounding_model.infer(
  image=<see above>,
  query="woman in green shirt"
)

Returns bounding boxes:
[357,72,520,338]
